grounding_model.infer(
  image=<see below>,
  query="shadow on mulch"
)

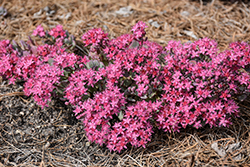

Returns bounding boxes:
[1,0,250,166]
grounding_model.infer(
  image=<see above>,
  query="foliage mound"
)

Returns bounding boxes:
[0,22,250,152]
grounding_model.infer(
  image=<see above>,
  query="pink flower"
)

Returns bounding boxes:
[131,21,148,40]
[32,25,45,37]
[49,25,66,38]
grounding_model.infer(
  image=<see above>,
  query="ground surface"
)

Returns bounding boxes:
[0,0,250,166]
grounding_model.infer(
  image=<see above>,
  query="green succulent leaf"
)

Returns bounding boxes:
[148,92,156,98]
[48,58,54,66]
[118,111,124,121]
[86,60,104,69]
[130,40,140,48]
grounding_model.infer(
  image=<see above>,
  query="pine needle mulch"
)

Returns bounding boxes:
[0,0,250,166]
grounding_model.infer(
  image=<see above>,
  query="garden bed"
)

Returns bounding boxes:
[1,0,250,166]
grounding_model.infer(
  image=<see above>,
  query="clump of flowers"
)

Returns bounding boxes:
[0,22,249,153]
[156,38,250,132]
[32,25,46,37]
[0,25,88,108]
[0,39,19,84]
[70,23,250,152]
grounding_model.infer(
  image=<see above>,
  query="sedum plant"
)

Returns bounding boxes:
[0,21,249,152]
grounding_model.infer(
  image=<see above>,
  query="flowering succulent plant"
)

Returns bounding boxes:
[0,21,249,152]
[0,25,88,107]
[69,21,250,152]
[156,38,250,132]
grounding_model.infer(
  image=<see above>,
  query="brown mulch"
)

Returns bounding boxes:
[0,0,250,166]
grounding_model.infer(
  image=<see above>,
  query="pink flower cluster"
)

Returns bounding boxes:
[23,63,63,107]
[48,25,66,38]
[0,40,19,84]
[131,21,147,40]
[32,25,45,37]
[0,26,86,108]
[156,38,249,132]
[0,22,249,153]
[21,43,86,108]
[73,89,160,152]
[81,28,109,53]
[64,68,102,106]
